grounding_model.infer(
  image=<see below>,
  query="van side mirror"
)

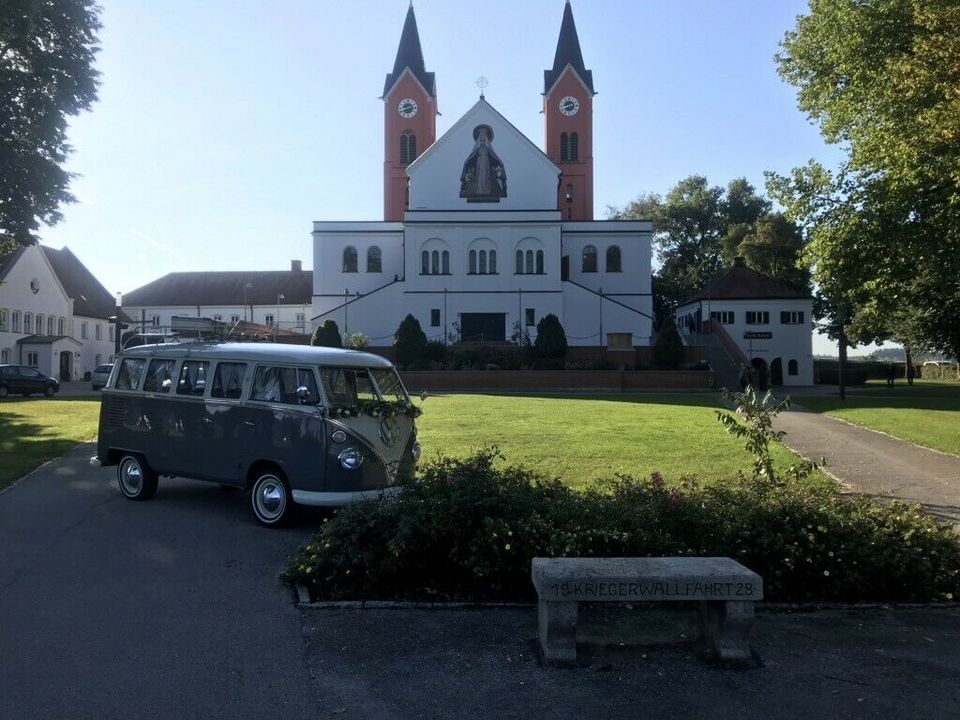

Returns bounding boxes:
[420,391,429,402]
[296,386,311,403]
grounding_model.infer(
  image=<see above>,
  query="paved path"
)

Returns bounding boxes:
[776,409,960,525]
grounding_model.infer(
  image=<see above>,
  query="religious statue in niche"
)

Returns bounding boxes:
[459,124,507,202]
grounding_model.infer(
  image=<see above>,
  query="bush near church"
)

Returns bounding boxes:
[394,314,428,369]
[652,319,683,369]
[285,449,960,604]
[310,320,342,348]
[532,313,567,360]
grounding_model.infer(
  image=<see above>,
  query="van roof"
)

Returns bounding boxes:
[120,342,395,368]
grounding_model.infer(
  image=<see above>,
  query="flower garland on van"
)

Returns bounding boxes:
[326,400,422,419]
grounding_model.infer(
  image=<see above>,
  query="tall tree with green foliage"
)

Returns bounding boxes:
[771,0,960,362]
[736,212,809,291]
[1,1,102,250]
[610,176,770,325]
[532,313,567,360]
[651,318,682,369]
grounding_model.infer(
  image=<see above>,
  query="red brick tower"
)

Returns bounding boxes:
[543,1,595,220]
[382,4,437,222]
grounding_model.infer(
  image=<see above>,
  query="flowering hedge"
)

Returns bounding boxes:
[284,450,960,603]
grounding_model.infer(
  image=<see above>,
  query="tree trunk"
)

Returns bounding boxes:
[904,345,914,386]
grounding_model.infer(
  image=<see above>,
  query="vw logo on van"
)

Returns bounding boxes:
[379,416,401,447]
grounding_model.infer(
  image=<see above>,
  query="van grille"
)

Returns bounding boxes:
[106,396,128,428]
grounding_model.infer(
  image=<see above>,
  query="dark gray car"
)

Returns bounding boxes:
[0,365,60,398]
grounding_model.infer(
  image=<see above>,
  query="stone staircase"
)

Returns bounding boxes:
[684,327,743,392]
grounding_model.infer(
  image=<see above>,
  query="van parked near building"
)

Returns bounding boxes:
[91,343,421,526]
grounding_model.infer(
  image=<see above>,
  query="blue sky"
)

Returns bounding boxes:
[42,0,862,354]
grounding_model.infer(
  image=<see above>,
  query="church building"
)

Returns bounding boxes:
[311,2,653,349]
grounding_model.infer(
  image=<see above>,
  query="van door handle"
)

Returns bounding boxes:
[202,417,213,424]
[243,421,256,427]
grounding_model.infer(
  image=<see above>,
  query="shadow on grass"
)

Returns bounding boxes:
[791,385,960,413]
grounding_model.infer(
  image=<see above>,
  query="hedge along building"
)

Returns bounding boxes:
[311,3,653,349]
[675,258,814,387]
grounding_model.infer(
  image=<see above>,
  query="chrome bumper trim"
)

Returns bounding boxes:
[89,456,103,467]
[291,486,402,507]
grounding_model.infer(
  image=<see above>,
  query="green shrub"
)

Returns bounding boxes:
[344,331,369,350]
[533,313,567,360]
[284,450,960,604]
[652,320,683,368]
[394,314,428,369]
[424,340,447,363]
[311,320,342,348]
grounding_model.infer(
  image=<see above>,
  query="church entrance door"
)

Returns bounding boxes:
[460,313,506,342]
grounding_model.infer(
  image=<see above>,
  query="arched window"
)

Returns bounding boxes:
[478,250,488,275]
[24,313,32,333]
[47,315,54,335]
[400,132,417,165]
[525,250,534,274]
[58,317,64,335]
[367,246,382,273]
[431,250,440,275]
[12,311,21,333]
[560,132,569,162]
[489,250,497,274]
[788,359,799,376]
[606,246,622,273]
[342,246,358,273]
[569,132,579,161]
[536,250,544,274]
[515,250,523,274]
[35,314,43,334]
[441,250,450,275]
[582,245,598,273]
[421,250,430,275]
[469,250,477,274]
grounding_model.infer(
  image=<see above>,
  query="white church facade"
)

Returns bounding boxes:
[311,3,653,349]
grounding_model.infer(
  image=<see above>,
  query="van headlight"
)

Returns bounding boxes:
[411,441,421,462]
[338,447,364,470]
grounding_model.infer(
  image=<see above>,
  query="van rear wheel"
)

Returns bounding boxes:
[117,454,158,501]
[250,470,293,527]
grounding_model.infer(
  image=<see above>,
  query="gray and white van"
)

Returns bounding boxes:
[92,342,421,526]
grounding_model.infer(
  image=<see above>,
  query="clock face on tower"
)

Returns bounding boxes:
[558,96,580,116]
[398,98,418,118]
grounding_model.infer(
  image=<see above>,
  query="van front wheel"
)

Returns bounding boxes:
[117,454,158,501]
[250,470,293,527]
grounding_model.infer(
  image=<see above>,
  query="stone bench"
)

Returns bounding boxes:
[531,557,763,665]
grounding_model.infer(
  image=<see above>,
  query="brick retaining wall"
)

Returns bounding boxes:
[399,370,714,392]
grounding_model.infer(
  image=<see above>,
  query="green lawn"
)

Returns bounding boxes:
[0,398,101,489]
[792,382,960,456]
[417,393,827,490]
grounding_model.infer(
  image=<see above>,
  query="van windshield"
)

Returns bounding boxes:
[319,367,408,407]
[371,368,408,403]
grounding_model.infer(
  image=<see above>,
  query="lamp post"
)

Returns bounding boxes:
[242,282,253,323]
[275,293,285,342]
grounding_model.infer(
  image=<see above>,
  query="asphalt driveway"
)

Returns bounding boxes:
[0,444,320,720]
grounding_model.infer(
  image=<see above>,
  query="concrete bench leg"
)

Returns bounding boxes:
[538,600,578,663]
[699,600,757,665]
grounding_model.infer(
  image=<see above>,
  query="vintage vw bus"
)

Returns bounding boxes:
[91,343,421,526]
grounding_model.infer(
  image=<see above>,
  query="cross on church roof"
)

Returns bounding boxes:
[476,76,488,98]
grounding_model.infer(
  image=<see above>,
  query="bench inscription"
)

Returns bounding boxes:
[546,580,755,600]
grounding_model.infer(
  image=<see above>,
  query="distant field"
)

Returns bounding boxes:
[416,393,830,490]
[793,383,960,456]
[0,399,100,489]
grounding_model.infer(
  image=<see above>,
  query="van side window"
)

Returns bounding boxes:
[177,360,209,396]
[320,367,377,406]
[143,359,176,393]
[211,362,247,399]
[251,366,320,404]
[116,359,146,390]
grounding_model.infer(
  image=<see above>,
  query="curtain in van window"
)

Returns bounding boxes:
[252,366,319,404]
[176,361,209,396]
[116,359,146,390]
[320,368,378,406]
[143,360,176,393]
[211,363,247,399]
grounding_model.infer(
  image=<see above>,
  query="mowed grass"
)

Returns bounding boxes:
[416,393,828,490]
[0,398,101,489]
[793,382,960,457]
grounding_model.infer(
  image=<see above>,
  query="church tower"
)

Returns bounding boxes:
[543,0,594,220]
[383,4,437,222]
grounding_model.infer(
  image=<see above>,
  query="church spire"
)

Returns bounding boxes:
[544,1,594,95]
[383,4,436,98]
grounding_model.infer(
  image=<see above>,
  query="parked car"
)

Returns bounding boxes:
[0,365,60,398]
[91,364,114,390]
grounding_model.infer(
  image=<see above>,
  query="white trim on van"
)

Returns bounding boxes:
[291,486,402,506]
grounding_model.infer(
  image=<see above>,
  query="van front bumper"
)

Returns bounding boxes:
[89,456,103,468]
[291,486,402,507]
